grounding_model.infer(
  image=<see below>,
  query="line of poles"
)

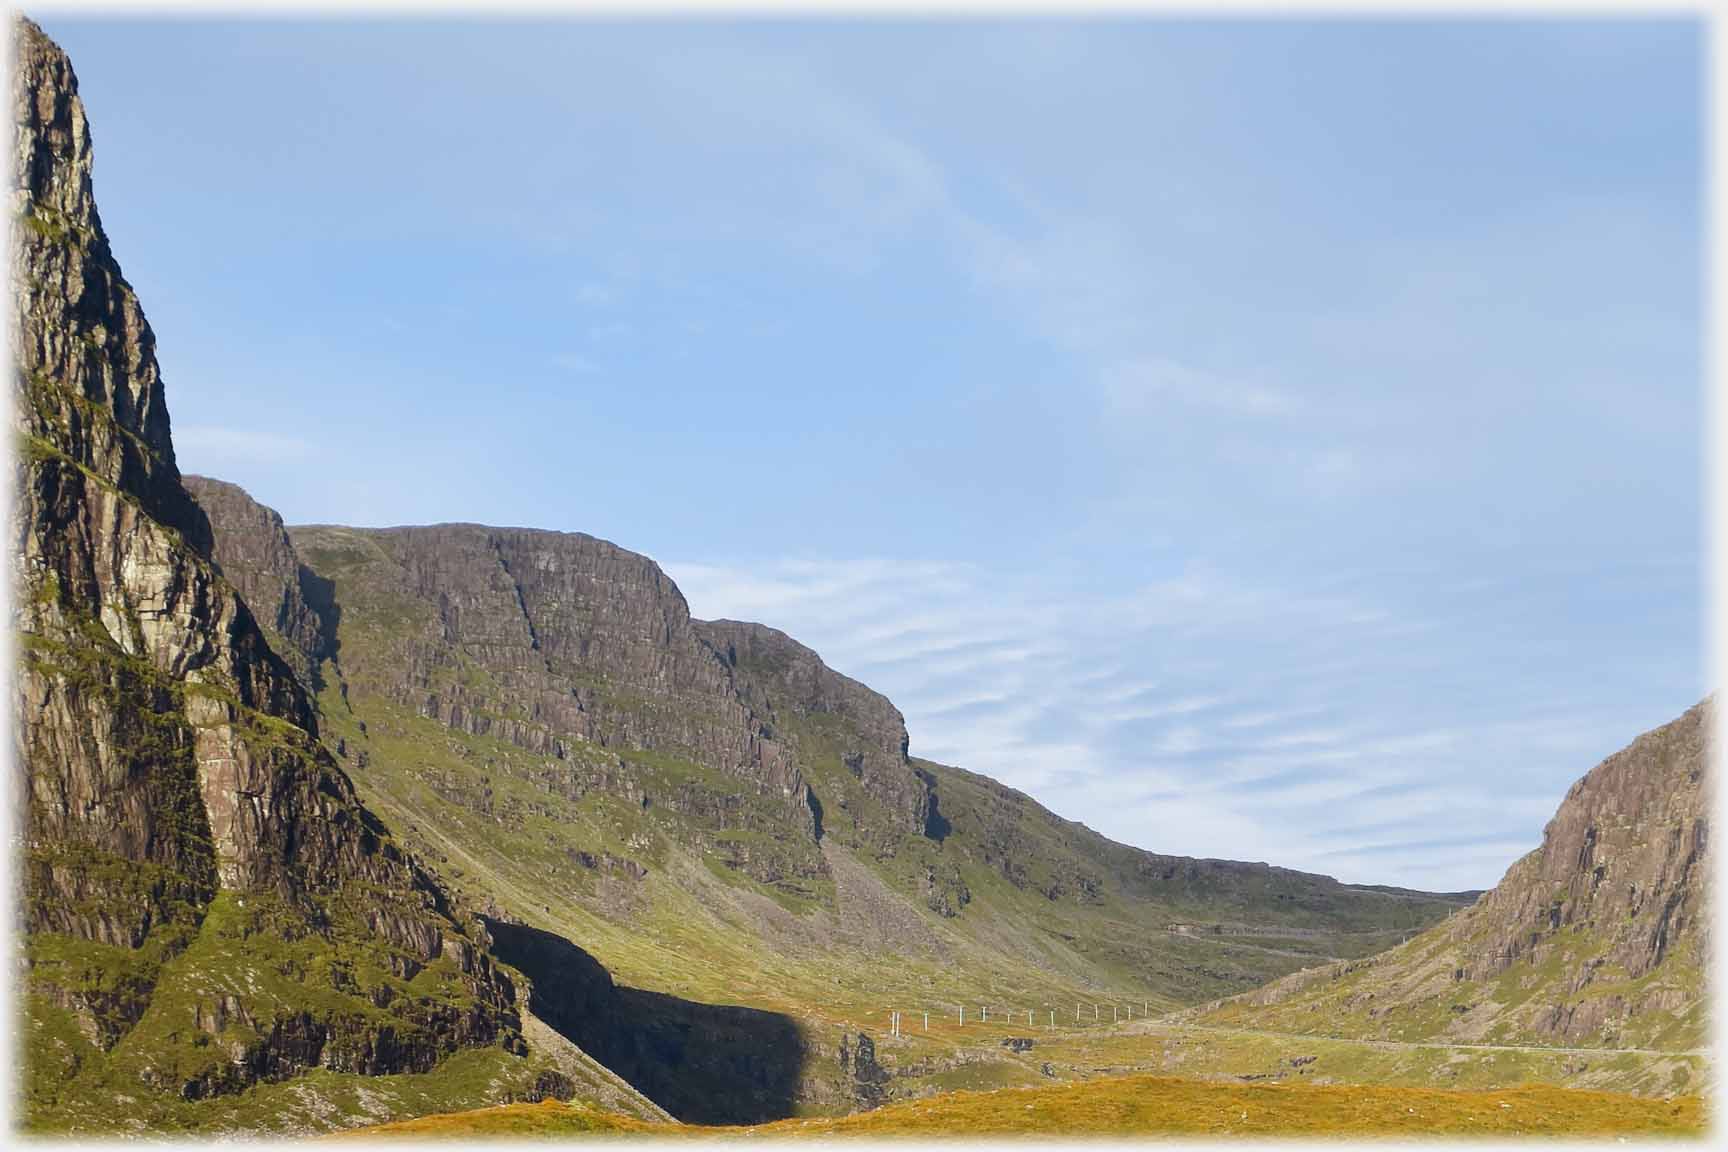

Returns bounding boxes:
[885,1000,1152,1036]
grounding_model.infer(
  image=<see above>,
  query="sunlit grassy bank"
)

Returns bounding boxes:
[346,1074,1706,1139]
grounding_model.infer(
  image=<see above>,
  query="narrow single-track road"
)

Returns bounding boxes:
[1142,1021,1709,1060]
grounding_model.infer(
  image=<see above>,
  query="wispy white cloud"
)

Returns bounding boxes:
[631,65,1316,449]
[1097,694,1224,725]
[916,687,1020,718]
[1258,727,1354,750]
[1222,706,1326,731]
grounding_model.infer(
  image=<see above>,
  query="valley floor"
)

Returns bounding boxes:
[344,1073,1707,1139]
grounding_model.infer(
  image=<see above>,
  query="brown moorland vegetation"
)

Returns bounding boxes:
[344,1074,1706,1139]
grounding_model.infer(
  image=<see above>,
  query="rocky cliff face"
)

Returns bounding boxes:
[1202,700,1711,1052]
[180,475,329,689]
[698,618,931,840]
[302,524,813,817]
[1458,700,1709,996]
[11,18,522,1126]
[276,521,840,894]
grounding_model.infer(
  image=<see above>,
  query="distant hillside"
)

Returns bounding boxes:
[183,478,1470,1117]
[1196,700,1710,1075]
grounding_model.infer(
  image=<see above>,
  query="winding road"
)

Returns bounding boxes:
[1142,1021,1710,1060]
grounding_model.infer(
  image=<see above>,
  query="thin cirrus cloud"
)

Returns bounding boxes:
[666,552,1678,894]
[613,50,1292,441]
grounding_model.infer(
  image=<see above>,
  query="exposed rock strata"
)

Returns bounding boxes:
[1456,700,1710,995]
[181,474,329,688]
[293,523,820,830]
[698,618,930,838]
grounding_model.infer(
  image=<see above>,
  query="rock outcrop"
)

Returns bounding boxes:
[180,474,329,688]
[274,521,833,894]
[1457,699,1709,995]
[698,619,930,839]
[11,17,520,1125]
[1202,700,1711,1052]
[295,524,817,822]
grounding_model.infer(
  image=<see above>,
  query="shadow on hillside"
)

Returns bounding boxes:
[482,917,807,1125]
[914,766,951,841]
[297,564,340,692]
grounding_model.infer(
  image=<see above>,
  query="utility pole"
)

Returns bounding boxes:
[1094,1004,1099,1022]
[1113,1005,1118,1024]
[924,1011,929,1032]
[959,1005,965,1026]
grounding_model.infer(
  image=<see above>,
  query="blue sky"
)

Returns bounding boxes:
[43,16,1703,892]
